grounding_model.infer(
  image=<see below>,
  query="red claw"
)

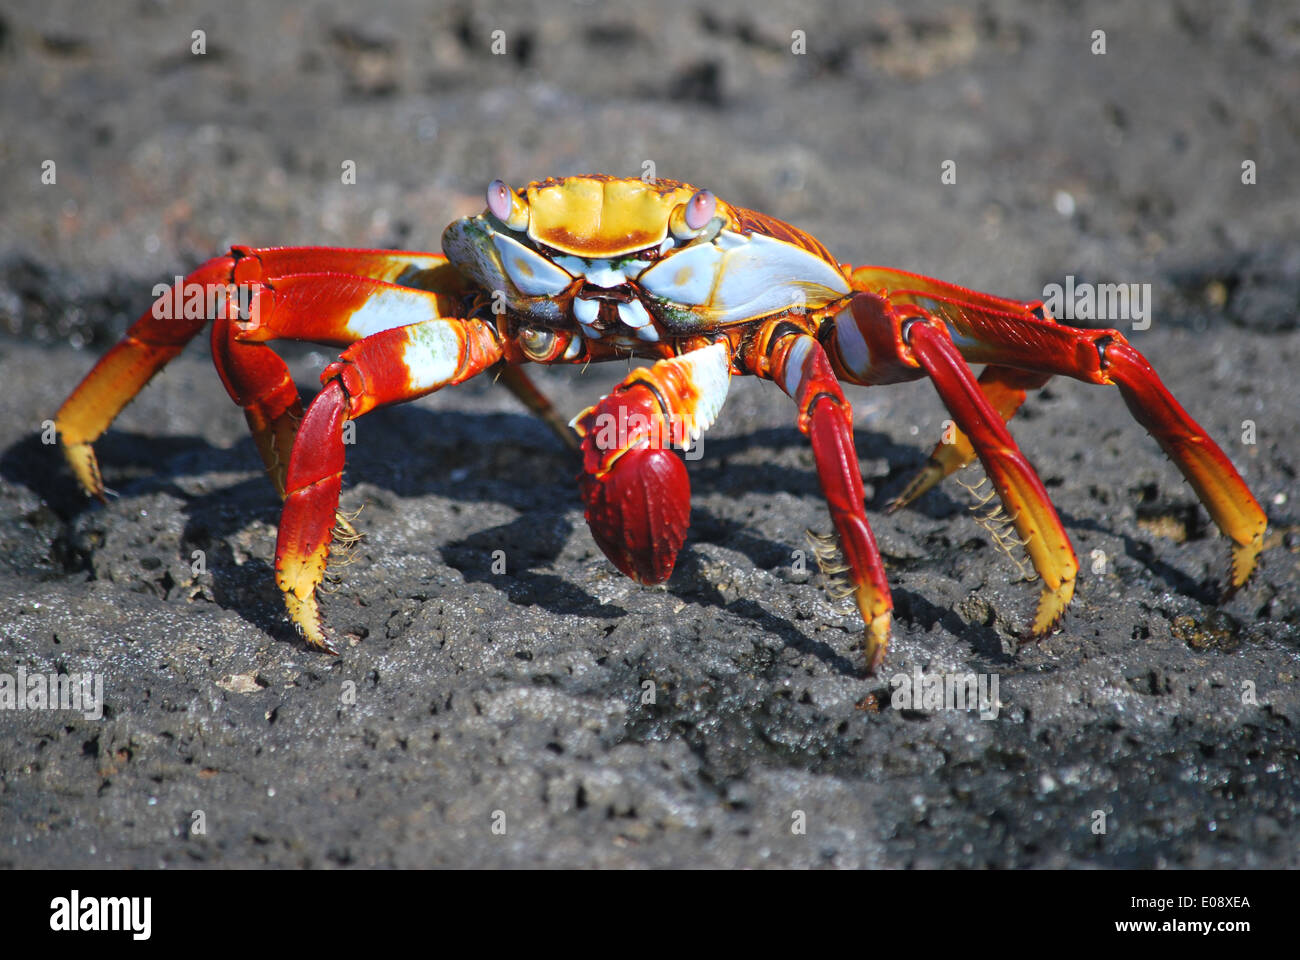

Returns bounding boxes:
[575,385,691,584]
[579,446,690,584]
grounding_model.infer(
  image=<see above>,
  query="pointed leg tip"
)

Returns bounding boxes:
[1024,578,1075,642]
[1020,620,1060,646]
[885,468,939,515]
[1223,534,1265,599]
[888,455,968,515]
[62,441,107,501]
[332,509,366,545]
[284,591,339,655]
[311,636,341,656]
[863,612,892,676]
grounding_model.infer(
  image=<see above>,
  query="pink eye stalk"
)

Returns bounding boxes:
[684,189,716,231]
[487,179,513,222]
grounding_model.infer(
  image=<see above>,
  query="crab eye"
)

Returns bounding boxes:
[486,179,530,231]
[519,325,557,361]
[670,189,720,240]
[684,190,716,231]
[487,179,514,221]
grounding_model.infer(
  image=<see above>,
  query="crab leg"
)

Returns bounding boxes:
[767,332,893,673]
[210,315,303,499]
[56,256,238,498]
[853,266,1266,592]
[55,246,456,500]
[900,313,1079,634]
[888,365,1051,512]
[570,342,731,586]
[848,265,1051,323]
[276,316,503,651]
[825,290,1080,635]
[1094,338,1265,591]
[234,268,578,450]
[849,266,1059,512]
[229,271,467,347]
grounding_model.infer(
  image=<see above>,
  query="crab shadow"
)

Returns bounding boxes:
[7,402,1211,663]
[672,541,863,677]
[872,452,1230,607]
[441,514,624,619]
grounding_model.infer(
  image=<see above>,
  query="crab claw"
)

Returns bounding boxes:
[574,383,691,584]
[580,444,690,584]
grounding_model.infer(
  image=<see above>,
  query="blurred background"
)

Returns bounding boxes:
[4,0,1297,343]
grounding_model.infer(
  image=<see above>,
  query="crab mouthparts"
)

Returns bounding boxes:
[572,284,655,337]
[578,281,636,303]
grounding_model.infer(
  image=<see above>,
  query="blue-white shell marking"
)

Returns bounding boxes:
[444,214,850,339]
[638,231,849,330]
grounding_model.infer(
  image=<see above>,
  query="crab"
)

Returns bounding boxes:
[53,174,1267,673]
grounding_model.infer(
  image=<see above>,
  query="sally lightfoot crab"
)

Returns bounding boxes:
[53,175,1267,672]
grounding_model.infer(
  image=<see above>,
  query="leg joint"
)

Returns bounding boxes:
[320,359,368,417]
[1094,334,1116,369]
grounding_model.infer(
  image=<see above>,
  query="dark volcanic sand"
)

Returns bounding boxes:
[1,0,1297,868]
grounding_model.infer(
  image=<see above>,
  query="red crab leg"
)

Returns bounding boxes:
[848,264,1050,323]
[234,267,577,450]
[56,256,238,498]
[887,365,1052,512]
[54,246,455,500]
[570,342,732,586]
[276,316,503,651]
[899,312,1079,635]
[851,264,1057,511]
[826,290,1080,636]
[1097,339,1265,591]
[767,332,893,673]
[852,266,1267,593]
[210,314,303,499]
[230,272,465,346]
[221,260,470,509]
